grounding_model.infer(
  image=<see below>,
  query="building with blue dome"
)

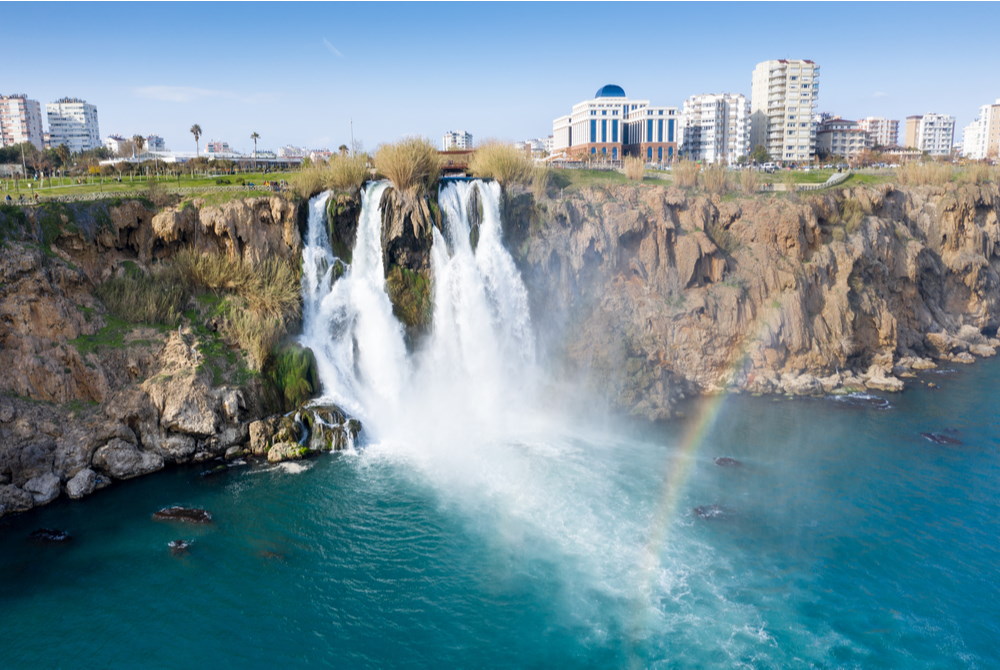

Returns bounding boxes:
[552,85,678,163]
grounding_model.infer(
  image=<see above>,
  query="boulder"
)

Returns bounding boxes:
[66,468,98,499]
[0,485,35,516]
[267,441,307,463]
[93,438,164,480]
[23,473,61,505]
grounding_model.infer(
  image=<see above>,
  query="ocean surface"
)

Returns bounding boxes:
[2,359,998,669]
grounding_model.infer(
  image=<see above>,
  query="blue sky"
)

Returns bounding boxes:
[6,2,999,153]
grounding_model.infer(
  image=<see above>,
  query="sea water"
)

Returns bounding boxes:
[2,360,998,669]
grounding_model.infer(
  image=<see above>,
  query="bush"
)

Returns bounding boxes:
[223,307,284,372]
[623,156,645,181]
[469,142,534,186]
[267,343,320,411]
[673,160,700,188]
[326,153,370,192]
[531,166,551,200]
[957,163,997,185]
[700,166,729,194]
[374,137,441,195]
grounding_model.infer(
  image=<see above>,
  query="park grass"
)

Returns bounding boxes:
[5,171,296,199]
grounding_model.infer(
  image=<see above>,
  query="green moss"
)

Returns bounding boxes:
[385,265,432,334]
[266,343,319,411]
[70,315,133,354]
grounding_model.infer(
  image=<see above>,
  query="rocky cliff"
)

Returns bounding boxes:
[511,182,1000,419]
[0,197,301,516]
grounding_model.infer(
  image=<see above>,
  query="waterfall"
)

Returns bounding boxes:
[299,179,537,442]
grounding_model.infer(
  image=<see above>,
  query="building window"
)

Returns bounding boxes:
[612,147,618,160]
[668,119,675,143]
[658,146,663,161]
[647,147,653,160]
[601,120,607,143]
[590,120,597,143]
[612,119,618,143]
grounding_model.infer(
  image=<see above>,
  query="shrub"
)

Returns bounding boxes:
[673,160,700,188]
[374,137,441,195]
[623,156,645,182]
[531,165,551,200]
[267,343,320,411]
[700,165,729,194]
[223,306,284,372]
[469,142,534,185]
[291,165,327,199]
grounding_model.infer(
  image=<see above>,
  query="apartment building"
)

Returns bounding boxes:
[750,59,820,163]
[442,130,473,151]
[679,93,750,164]
[904,113,955,156]
[816,117,871,159]
[47,97,101,152]
[552,84,677,162]
[961,99,1000,160]
[0,94,45,149]
[857,117,899,148]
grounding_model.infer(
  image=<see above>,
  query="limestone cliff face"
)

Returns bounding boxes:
[513,182,1000,419]
[0,197,300,517]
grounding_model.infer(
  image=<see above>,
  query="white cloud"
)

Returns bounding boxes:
[134,86,276,104]
[872,91,889,98]
[323,38,343,58]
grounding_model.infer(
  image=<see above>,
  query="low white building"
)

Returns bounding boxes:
[442,130,473,151]
[104,134,129,155]
[857,117,899,148]
[47,97,101,152]
[816,117,871,159]
[146,135,166,152]
[679,93,750,164]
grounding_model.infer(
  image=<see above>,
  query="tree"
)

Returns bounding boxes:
[190,124,202,157]
[132,134,146,158]
[55,144,71,169]
[338,144,349,156]
[250,131,260,170]
[751,145,770,164]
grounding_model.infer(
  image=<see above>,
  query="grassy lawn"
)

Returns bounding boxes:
[1,171,296,199]
[550,168,669,190]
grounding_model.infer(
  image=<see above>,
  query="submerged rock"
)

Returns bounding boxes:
[168,539,192,555]
[714,457,743,467]
[266,441,306,463]
[920,432,963,446]
[29,528,72,543]
[152,506,213,524]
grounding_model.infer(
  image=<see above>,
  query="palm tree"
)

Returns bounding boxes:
[132,134,146,158]
[190,124,202,157]
[250,131,260,170]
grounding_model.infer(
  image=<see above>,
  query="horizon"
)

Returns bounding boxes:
[4,1,1000,153]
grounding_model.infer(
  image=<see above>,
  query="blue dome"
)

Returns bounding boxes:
[594,84,626,98]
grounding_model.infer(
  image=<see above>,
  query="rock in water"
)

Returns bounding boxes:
[920,432,963,446]
[168,539,191,555]
[714,457,743,467]
[29,528,72,543]
[152,506,213,524]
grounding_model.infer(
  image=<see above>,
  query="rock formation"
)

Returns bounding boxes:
[513,182,1000,419]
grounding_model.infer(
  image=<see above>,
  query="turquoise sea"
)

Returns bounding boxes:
[2,360,998,669]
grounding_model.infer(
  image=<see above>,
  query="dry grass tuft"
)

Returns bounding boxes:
[957,163,998,185]
[292,154,370,198]
[673,160,701,189]
[96,268,185,326]
[374,137,442,195]
[896,162,954,186]
[469,142,534,185]
[738,169,761,195]
[531,165,551,199]
[623,156,645,181]
[700,165,730,194]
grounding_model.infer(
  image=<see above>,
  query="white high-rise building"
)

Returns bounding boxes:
[679,93,750,164]
[857,117,899,148]
[961,99,1000,160]
[47,97,101,152]
[750,59,820,163]
[442,130,473,150]
[0,94,45,150]
[909,113,955,156]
